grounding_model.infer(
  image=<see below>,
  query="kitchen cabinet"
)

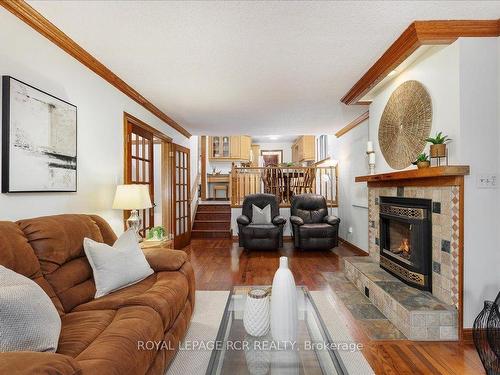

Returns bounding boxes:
[209,136,251,161]
[292,136,315,163]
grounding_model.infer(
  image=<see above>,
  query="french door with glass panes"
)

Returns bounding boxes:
[124,122,154,237]
[172,144,191,249]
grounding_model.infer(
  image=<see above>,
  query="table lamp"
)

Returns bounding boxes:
[112,184,152,241]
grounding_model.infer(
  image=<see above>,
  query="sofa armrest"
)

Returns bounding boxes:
[290,216,304,226]
[142,248,188,272]
[272,215,286,226]
[237,215,250,226]
[324,215,340,226]
[0,352,81,375]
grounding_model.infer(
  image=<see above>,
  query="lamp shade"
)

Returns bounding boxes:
[112,184,152,210]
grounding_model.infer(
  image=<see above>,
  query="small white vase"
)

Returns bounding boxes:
[244,288,271,337]
[270,256,298,343]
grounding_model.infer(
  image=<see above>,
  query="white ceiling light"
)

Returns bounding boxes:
[268,135,279,140]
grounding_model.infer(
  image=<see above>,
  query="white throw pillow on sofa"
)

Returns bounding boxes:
[83,229,154,298]
[0,266,61,352]
[252,204,272,224]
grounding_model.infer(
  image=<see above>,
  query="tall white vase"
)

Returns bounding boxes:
[270,256,298,343]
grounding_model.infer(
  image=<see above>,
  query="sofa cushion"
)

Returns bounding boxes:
[72,272,189,330]
[299,223,336,238]
[291,194,328,223]
[0,221,64,314]
[60,306,163,375]
[241,224,280,239]
[58,310,115,358]
[0,352,81,375]
[17,215,105,313]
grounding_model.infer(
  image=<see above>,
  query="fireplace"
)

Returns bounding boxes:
[379,196,432,291]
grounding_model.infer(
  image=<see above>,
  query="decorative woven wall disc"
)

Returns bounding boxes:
[378,80,432,170]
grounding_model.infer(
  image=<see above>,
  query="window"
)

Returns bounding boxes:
[317,135,328,161]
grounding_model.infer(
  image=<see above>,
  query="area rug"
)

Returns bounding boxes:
[322,272,405,340]
[167,290,374,374]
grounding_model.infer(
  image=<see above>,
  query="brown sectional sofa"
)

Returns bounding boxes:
[0,214,195,375]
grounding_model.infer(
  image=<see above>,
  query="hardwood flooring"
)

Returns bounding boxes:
[182,239,484,375]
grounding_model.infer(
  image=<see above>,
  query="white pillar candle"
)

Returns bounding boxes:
[366,141,374,153]
[369,152,376,164]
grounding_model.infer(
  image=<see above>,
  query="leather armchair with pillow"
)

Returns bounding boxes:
[290,194,340,250]
[0,214,195,375]
[237,193,286,250]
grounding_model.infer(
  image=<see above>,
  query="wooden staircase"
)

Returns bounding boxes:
[191,203,232,238]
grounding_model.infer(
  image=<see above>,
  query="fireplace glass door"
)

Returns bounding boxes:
[379,196,432,291]
[387,220,412,263]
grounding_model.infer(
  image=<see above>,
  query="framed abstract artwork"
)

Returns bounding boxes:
[2,76,77,193]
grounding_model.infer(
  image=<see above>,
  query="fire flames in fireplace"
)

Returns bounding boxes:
[392,238,411,259]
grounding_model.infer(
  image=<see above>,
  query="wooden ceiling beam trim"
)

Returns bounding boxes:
[341,19,500,105]
[1,0,191,138]
[335,111,369,138]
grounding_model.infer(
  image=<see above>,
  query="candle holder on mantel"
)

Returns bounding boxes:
[366,141,376,175]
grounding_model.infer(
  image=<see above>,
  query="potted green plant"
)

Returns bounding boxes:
[425,131,452,158]
[412,153,430,169]
[147,226,166,241]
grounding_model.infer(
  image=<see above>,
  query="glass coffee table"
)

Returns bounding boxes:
[206,286,347,374]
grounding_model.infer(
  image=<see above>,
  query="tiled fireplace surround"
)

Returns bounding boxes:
[344,168,467,341]
[368,185,460,307]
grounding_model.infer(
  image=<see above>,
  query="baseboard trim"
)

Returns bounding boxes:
[338,237,368,256]
[232,235,293,242]
[462,328,473,343]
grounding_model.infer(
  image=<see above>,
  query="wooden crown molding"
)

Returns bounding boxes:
[341,19,500,105]
[355,165,470,183]
[1,0,191,138]
[335,111,369,138]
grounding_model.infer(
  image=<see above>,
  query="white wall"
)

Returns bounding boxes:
[369,44,460,173]
[361,38,500,327]
[0,8,191,235]
[456,38,500,328]
[328,122,369,252]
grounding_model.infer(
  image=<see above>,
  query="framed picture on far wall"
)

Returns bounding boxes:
[2,76,77,193]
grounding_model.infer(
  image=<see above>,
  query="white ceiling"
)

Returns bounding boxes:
[29,1,500,136]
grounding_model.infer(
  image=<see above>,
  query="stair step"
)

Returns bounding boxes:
[193,220,231,230]
[197,204,231,212]
[191,229,232,239]
[195,212,231,221]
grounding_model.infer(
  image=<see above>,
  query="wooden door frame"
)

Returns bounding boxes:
[123,112,173,235]
[171,143,191,249]
[200,136,207,200]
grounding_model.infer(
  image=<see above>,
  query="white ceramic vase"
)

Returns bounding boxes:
[270,256,298,343]
[244,288,271,337]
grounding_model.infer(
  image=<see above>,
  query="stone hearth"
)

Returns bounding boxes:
[344,257,458,340]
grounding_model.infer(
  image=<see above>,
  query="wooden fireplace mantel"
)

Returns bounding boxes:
[355,166,470,184]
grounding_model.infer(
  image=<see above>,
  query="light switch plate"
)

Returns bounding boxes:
[476,174,498,189]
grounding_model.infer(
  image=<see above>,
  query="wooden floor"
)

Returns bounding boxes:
[182,238,484,375]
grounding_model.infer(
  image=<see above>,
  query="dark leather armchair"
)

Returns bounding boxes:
[237,193,286,250]
[290,194,340,250]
